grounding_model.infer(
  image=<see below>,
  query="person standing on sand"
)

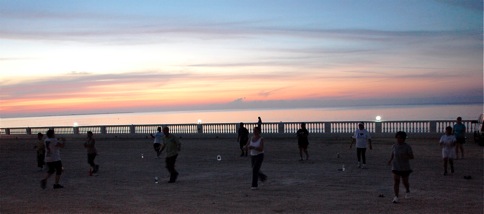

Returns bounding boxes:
[440,126,456,175]
[40,129,66,189]
[257,117,262,130]
[296,122,309,161]
[350,122,372,169]
[34,132,45,171]
[160,126,181,183]
[453,117,465,159]
[388,131,414,203]
[84,131,99,175]
[237,122,249,157]
[244,126,267,190]
[150,127,163,158]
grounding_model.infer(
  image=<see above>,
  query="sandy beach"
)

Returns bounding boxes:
[1,135,482,213]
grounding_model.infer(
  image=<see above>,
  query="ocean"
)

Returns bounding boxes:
[0,103,482,128]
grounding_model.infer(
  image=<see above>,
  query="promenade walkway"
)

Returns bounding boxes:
[1,136,482,213]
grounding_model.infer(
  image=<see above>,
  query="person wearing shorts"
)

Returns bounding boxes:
[453,117,466,159]
[40,129,65,189]
[388,131,414,203]
[440,126,456,175]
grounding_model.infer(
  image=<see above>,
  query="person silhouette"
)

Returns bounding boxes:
[296,123,309,161]
[237,122,249,157]
[160,126,181,183]
[84,131,99,175]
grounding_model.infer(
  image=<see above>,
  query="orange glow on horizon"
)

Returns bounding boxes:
[1,64,481,118]
[1,74,459,117]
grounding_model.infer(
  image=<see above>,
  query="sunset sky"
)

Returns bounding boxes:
[0,0,482,118]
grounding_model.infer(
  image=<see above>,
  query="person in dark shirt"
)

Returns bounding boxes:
[388,131,414,203]
[297,123,309,161]
[160,126,181,183]
[237,122,249,157]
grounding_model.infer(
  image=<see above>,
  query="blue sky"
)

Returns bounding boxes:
[0,0,482,117]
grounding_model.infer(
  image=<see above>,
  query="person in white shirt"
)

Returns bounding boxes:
[150,127,163,158]
[350,122,372,168]
[244,126,267,190]
[440,126,456,175]
[40,129,65,189]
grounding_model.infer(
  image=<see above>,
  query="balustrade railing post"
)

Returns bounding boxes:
[375,122,382,133]
[197,124,203,134]
[278,122,284,133]
[430,121,437,133]
[73,127,79,135]
[324,122,332,133]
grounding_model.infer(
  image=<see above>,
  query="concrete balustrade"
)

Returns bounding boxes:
[1,120,476,140]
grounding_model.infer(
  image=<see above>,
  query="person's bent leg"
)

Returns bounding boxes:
[240,143,245,156]
[356,148,361,162]
[393,173,400,197]
[37,154,44,168]
[402,175,410,193]
[44,165,54,180]
[449,159,454,173]
[459,143,464,158]
[88,154,96,167]
[455,146,459,159]
[356,148,362,167]
[89,154,99,173]
[251,155,263,187]
[55,174,61,184]
[154,143,161,157]
[443,158,448,175]
[251,155,257,187]
[166,155,178,182]
[257,154,267,181]
[53,161,63,188]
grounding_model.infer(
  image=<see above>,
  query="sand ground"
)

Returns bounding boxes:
[0,135,483,214]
